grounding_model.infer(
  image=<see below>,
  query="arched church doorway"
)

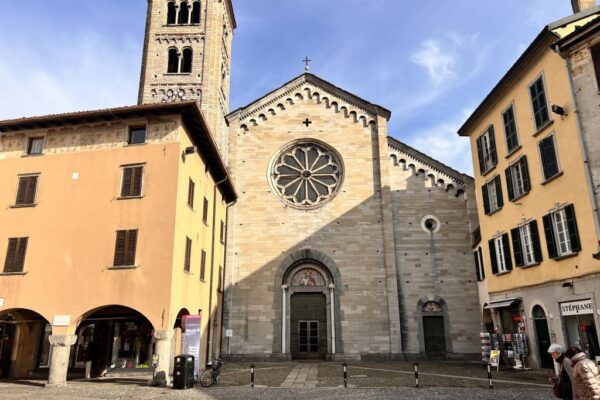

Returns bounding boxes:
[422,301,446,358]
[532,305,553,369]
[284,264,332,360]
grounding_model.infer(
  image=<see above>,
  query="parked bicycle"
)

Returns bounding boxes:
[199,358,223,387]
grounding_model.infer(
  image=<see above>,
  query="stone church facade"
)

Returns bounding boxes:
[137,0,482,360]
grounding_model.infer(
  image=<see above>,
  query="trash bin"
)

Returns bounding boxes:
[173,354,195,389]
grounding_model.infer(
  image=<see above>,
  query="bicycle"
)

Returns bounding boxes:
[199,358,223,387]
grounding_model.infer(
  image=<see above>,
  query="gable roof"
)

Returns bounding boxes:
[0,101,237,202]
[227,73,391,122]
[457,6,600,136]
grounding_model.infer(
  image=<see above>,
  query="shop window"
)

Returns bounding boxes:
[506,156,530,201]
[482,175,503,215]
[191,1,201,24]
[476,125,497,175]
[166,1,177,24]
[127,126,146,145]
[3,237,28,273]
[529,75,550,130]
[502,105,520,153]
[538,134,561,182]
[488,234,512,274]
[27,137,44,155]
[200,250,206,281]
[120,165,144,198]
[184,237,192,272]
[113,230,137,267]
[14,174,39,206]
[543,204,580,258]
[473,247,485,282]
[181,47,193,73]
[511,221,542,267]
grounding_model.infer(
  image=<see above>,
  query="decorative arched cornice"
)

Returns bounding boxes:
[274,248,343,293]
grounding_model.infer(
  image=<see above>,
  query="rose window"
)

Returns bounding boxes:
[270,141,343,209]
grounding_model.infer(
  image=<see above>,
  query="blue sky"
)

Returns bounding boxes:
[0,0,578,174]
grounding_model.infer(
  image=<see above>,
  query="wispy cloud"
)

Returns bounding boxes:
[410,39,458,86]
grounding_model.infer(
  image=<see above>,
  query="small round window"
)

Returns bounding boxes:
[421,215,441,233]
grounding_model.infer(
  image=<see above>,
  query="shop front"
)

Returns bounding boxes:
[559,299,599,358]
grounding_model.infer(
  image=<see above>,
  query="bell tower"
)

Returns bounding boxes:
[138,0,235,155]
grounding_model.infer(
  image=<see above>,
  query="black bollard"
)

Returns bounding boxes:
[487,363,493,389]
[250,364,255,388]
[343,363,348,388]
[414,363,419,388]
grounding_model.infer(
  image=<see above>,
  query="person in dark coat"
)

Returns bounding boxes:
[548,343,574,399]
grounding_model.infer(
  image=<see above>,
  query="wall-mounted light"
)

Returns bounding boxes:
[181,146,198,162]
[562,281,573,288]
[551,104,567,117]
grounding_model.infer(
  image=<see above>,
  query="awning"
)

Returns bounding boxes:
[484,297,521,309]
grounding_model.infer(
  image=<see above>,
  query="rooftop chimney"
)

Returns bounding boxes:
[572,0,597,13]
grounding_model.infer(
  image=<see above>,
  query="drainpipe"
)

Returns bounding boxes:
[557,45,600,240]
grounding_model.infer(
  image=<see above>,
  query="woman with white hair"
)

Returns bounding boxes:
[548,343,574,399]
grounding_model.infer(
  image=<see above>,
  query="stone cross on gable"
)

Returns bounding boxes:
[303,56,312,72]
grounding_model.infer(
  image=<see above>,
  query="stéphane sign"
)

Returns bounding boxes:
[560,299,594,316]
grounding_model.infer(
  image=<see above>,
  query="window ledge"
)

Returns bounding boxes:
[481,164,497,177]
[108,265,139,270]
[0,271,27,276]
[510,191,530,203]
[552,252,578,261]
[125,142,147,147]
[184,270,193,275]
[494,270,512,276]
[486,207,503,217]
[533,119,554,137]
[188,205,195,212]
[505,145,522,159]
[21,153,44,158]
[10,203,37,209]
[541,171,563,185]
[164,73,192,76]
[520,262,541,269]
[116,195,144,200]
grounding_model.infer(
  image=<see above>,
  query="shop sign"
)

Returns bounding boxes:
[560,299,594,316]
[52,315,70,326]
[183,314,201,379]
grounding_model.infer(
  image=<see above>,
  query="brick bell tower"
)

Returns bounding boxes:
[138,0,235,155]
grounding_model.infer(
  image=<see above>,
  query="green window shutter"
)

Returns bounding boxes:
[511,227,524,267]
[114,230,127,266]
[543,214,558,259]
[494,175,503,209]
[488,239,498,275]
[476,136,485,175]
[564,204,581,252]
[473,251,481,281]
[530,220,543,262]
[520,156,531,193]
[488,126,498,165]
[479,248,485,280]
[502,233,513,271]
[505,166,515,201]
[482,184,490,215]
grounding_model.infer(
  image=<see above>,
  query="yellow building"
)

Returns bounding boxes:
[0,0,237,386]
[458,1,600,369]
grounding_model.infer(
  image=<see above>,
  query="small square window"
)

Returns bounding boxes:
[128,127,146,145]
[27,137,44,155]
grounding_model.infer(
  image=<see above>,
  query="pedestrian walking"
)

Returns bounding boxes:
[548,343,574,399]
[571,349,600,400]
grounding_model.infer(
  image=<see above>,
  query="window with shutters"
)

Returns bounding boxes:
[27,137,44,155]
[120,165,144,198]
[200,249,206,281]
[529,75,550,131]
[202,197,209,224]
[188,178,195,208]
[3,237,28,273]
[502,105,520,153]
[127,127,146,145]
[482,175,503,215]
[218,266,223,292]
[511,221,542,268]
[220,220,225,243]
[591,45,600,91]
[488,233,512,275]
[473,247,485,282]
[113,230,137,267]
[506,156,530,201]
[184,237,192,272]
[542,204,580,259]
[476,126,497,175]
[14,174,39,206]
[538,134,561,182]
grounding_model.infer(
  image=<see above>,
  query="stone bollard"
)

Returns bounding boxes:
[46,335,78,388]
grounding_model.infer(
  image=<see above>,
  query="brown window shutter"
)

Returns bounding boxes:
[132,167,143,196]
[15,177,29,205]
[24,176,38,204]
[200,250,206,280]
[121,168,133,197]
[125,230,138,265]
[14,238,28,272]
[114,230,127,266]
[4,238,18,272]
[203,197,209,223]
[184,237,192,272]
